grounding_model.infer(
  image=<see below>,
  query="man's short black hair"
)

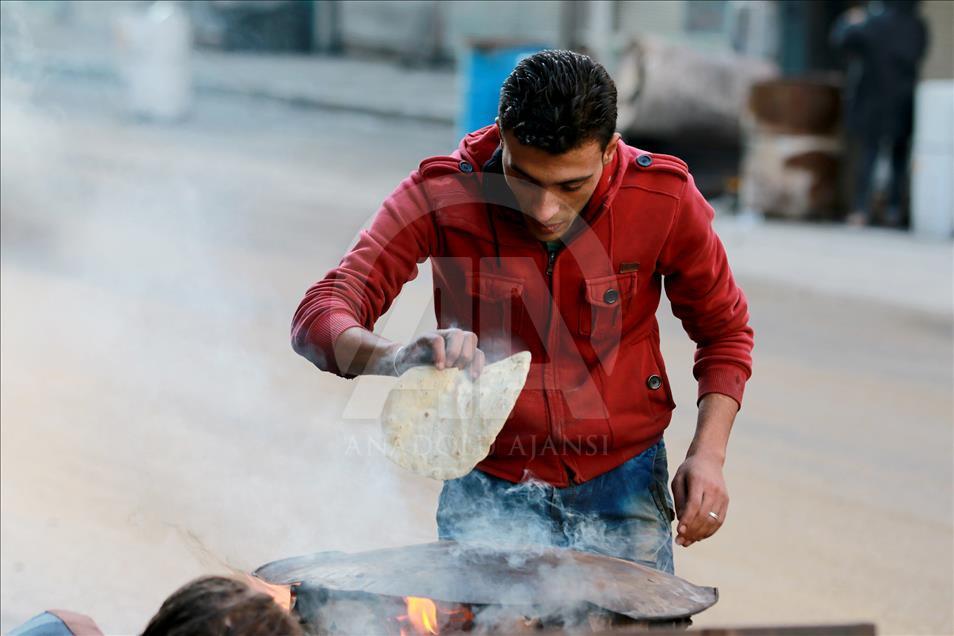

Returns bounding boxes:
[498,49,617,155]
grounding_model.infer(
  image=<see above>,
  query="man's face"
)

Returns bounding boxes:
[500,127,620,241]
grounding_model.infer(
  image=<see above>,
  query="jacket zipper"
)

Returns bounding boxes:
[541,242,563,479]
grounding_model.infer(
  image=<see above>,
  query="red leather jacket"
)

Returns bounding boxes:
[293,125,753,487]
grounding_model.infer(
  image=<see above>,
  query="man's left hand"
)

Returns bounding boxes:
[671,453,728,547]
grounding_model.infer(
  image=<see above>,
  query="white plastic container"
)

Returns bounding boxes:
[115,2,192,121]
[911,79,954,239]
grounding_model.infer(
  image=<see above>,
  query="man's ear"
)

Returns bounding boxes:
[602,132,621,165]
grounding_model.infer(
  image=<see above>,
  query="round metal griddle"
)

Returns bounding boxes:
[254,541,717,622]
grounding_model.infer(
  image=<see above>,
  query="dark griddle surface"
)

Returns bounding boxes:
[254,541,717,621]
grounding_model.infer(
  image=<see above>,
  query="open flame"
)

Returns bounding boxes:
[396,596,473,636]
[405,596,439,635]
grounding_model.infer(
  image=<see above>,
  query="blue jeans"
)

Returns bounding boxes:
[436,438,675,574]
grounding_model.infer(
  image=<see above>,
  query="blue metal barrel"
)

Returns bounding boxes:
[458,41,548,140]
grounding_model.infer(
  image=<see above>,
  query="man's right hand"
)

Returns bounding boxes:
[393,328,485,379]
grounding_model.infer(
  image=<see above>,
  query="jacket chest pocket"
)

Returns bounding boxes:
[578,271,638,337]
[465,272,525,336]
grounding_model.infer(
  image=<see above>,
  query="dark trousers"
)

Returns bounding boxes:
[852,131,912,222]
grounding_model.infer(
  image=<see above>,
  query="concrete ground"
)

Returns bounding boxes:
[1,76,952,635]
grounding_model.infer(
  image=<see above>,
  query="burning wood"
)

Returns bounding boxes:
[394,596,473,635]
[402,596,438,635]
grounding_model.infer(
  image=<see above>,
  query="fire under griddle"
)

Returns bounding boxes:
[254,541,718,634]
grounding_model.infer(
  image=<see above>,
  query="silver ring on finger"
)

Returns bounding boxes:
[707,511,720,521]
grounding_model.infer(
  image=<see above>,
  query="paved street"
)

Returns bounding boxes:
[1,77,951,634]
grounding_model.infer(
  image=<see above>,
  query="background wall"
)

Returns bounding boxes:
[922,0,954,79]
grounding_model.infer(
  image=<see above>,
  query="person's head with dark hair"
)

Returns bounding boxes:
[141,576,302,636]
[498,49,618,154]
[495,49,621,241]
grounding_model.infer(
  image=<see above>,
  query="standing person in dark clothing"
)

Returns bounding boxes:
[831,0,928,227]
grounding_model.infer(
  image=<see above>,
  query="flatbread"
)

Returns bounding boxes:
[381,351,532,480]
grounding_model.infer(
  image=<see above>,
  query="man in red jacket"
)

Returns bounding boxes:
[292,50,753,573]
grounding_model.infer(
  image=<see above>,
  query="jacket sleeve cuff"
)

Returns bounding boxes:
[697,365,748,408]
[309,311,365,376]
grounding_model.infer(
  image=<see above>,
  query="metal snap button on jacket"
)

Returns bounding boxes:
[603,288,619,304]
[458,161,474,173]
[646,374,662,390]
[636,154,653,167]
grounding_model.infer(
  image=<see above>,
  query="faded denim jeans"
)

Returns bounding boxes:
[436,438,676,574]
